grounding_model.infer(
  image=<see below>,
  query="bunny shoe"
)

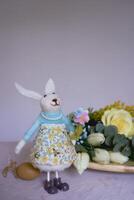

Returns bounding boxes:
[53,177,69,191]
[44,180,58,194]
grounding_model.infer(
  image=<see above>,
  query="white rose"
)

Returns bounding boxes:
[92,148,110,164]
[109,152,129,164]
[88,133,105,146]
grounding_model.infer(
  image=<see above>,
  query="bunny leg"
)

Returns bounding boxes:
[47,171,50,181]
[44,171,58,194]
[55,171,59,179]
[53,171,69,192]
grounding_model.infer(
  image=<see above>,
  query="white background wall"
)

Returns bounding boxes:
[0,0,134,141]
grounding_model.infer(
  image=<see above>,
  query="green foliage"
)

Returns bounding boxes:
[130,137,134,160]
[121,145,131,157]
[104,125,118,137]
[101,125,132,157]
[82,140,95,158]
[132,137,134,147]
[75,140,95,159]
[75,144,88,153]
[92,122,133,158]
[113,134,129,146]
[95,123,105,133]
[105,136,113,146]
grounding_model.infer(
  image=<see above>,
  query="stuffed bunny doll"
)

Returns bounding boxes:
[15,78,76,194]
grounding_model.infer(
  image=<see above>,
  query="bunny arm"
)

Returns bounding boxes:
[62,115,74,132]
[15,116,41,154]
[23,117,41,142]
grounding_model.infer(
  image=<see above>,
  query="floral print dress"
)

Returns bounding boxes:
[23,112,76,171]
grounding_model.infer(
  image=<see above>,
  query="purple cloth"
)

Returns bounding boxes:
[0,142,134,200]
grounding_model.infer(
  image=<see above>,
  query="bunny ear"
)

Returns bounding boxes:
[45,78,56,94]
[15,82,42,101]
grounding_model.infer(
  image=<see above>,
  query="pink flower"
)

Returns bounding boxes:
[73,108,89,125]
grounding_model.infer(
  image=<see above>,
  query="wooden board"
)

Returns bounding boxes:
[88,161,134,173]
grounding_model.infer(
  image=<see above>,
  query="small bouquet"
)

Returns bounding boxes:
[70,101,134,174]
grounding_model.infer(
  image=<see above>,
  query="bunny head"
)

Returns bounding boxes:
[15,78,61,113]
[40,79,61,112]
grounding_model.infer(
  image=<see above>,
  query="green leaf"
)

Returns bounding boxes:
[105,136,113,146]
[113,134,129,147]
[130,151,134,160]
[132,137,134,148]
[82,141,95,158]
[121,145,131,157]
[113,143,122,152]
[95,123,104,133]
[104,125,118,137]
[113,134,121,145]
[75,144,88,153]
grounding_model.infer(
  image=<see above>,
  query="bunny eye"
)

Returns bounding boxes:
[52,92,55,94]
[44,94,47,98]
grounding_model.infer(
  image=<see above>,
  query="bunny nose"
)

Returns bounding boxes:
[52,98,57,102]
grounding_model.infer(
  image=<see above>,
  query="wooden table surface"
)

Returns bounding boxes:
[0,142,134,200]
